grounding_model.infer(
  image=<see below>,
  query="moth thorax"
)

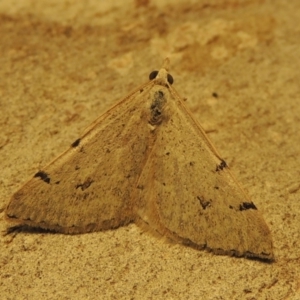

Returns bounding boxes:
[148,90,167,126]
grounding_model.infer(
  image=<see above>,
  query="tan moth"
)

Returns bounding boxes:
[6,59,273,260]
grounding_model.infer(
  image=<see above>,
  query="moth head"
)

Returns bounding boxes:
[149,70,174,85]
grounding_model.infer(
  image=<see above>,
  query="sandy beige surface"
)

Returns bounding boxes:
[0,0,300,299]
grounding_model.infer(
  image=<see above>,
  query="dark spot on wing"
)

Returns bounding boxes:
[34,171,50,184]
[75,177,94,191]
[71,138,81,147]
[197,196,211,210]
[239,202,257,211]
[212,92,218,98]
[216,159,227,172]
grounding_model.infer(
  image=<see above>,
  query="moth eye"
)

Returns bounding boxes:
[167,73,174,85]
[149,70,174,85]
[149,70,159,80]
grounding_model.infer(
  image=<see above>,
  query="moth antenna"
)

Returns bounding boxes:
[161,57,170,71]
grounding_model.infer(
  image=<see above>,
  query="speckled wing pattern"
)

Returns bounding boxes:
[6,59,273,261]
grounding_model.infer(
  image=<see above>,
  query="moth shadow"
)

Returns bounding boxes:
[185,240,275,264]
[4,224,56,238]
[3,224,274,263]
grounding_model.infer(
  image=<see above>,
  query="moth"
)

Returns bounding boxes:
[6,59,274,260]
